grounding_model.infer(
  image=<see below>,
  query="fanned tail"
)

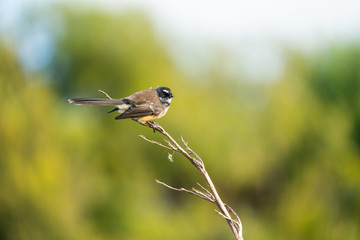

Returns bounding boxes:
[68,98,124,106]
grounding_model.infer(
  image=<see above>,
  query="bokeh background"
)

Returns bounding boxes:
[1,0,360,239]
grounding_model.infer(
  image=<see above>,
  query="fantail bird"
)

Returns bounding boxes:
[68,87,173,124]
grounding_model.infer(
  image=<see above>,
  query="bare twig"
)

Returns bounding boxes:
[155,179,211,202]
[99,89,112,99]
[139,135,174,151]
[215,209,235,221]
[140,122,243,240]
[181,136,203,164]
[225,204,243,236]
[196,182,215,200]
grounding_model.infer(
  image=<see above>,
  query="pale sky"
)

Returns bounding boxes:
[75,0,360,44]
[1,0,360,80]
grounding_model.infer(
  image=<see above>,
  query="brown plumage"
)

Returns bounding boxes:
[68,87,173,123]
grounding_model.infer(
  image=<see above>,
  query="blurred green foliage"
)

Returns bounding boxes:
[1,5,360,240]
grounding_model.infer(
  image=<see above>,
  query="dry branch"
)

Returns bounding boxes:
[140,121,244,240]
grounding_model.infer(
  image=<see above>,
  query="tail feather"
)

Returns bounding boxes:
[108,107,119,113]
[68,98,124,106]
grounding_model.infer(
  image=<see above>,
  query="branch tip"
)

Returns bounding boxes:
[98,90,112,99]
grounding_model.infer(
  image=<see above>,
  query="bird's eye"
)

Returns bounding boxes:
[162,89,172,97]
[162,90,169,96]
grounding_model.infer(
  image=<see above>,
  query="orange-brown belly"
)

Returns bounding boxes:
[137,115,160,123]
[137,106,169,123]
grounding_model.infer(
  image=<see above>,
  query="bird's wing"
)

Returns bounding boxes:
[115,103,162,119]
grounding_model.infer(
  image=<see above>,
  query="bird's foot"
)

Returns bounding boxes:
[147,121,160,133]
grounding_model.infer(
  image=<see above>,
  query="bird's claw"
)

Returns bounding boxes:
[147,121,160,133]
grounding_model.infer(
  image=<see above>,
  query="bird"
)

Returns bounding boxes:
[68,87,173,124]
